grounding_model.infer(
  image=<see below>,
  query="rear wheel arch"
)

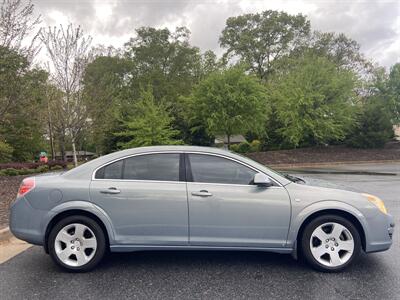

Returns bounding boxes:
[296,209,366,252]
[44,209,110,254]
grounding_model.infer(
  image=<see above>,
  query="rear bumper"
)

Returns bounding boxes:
[365,213,395,253]
[9,197,45,245]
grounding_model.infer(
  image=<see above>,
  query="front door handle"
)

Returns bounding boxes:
[191,190,212,197]
[100,187,121,194]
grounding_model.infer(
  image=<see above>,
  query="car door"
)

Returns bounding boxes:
[90,152,189,245]
[186,153,291,248]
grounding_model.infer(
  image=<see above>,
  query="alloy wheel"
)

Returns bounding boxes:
[54,223,98,267]
[309,222,354,267]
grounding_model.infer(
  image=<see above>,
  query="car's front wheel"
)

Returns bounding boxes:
[301,215,361,272]
[48,215,106,272]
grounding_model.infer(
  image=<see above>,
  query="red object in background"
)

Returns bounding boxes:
[39,155,48,163]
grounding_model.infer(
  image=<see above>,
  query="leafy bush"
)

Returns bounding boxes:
[231,140,261,153]
[2,168,19,176]
[249,140,261,152]
[230,142,251,153]
[36,165,49,173]
[346,102,393,148]
[0,141,13,163]
[47,160,67,169]
[0,160,66,170]
[50,165,64,171]
[0,160,66,176]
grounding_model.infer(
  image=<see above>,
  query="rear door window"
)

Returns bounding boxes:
[123,153,180,181]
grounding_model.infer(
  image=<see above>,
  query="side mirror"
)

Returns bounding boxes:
[253,173,273,187]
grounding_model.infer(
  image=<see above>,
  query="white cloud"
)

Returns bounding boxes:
[33,0,400,68]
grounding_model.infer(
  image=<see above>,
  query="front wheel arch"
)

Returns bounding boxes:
[296,209,366,253]
[44,209,109,254]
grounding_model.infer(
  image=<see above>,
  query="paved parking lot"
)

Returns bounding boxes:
[0,164,399,300]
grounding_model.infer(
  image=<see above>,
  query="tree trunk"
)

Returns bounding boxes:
[71,139,78,167]
[47,99,55,160]
[227,134,231,149]
[48,120,55,161]
[59,133,66,162]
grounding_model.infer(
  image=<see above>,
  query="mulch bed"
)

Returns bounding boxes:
[246,141,400,166]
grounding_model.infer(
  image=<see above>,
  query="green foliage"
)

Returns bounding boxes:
[231,142,250,153]
[306,32,370,74]
[266,54,356,148]
[0,165,50,176]
[0,46,48,161]
[50,165,64,171]
[249,140,261,152]
[220,10,310,80]
[36,164,49,173]
[2,11,399,161]
[124,27,203,103]
[230,140,261,153]
[346,100,394,149]
[2,168,19,176]
[116,88,183,148]
[83,56,132,154]
[387,63,400,123]
[0,141,13,163]
[187,67,268,148]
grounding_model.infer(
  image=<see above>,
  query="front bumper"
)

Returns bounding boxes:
[365,213,395,253]
[9,196,46,245]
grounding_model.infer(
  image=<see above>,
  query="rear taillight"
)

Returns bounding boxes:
[17,177,35,197]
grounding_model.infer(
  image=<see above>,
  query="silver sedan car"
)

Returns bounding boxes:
[10,146,394,272]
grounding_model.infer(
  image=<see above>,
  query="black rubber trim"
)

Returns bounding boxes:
[179,153,186,182]
[184,153,193,182]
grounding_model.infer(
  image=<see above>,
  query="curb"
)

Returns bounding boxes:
[269,159,400,169]
[0,227,13,242]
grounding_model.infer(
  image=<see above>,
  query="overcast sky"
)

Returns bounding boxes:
[33,0,399,68]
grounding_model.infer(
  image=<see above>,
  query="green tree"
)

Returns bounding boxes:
[116,88,182,148]
[83,55,133,154]
[346,100,393,148]
[306,31,372,75]
[124,27,214,144]
[124,27,203,103]
[266,54,356,148]
[187,67,267,148]
[220,10,310,81]
[0,140,13,162]
[387,63,400,123]
[0,46,48,161]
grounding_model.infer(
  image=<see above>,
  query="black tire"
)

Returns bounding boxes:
[48,215,106,272]
[300,214,361,272]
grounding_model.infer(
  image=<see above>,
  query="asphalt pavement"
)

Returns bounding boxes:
[0,163,399,300]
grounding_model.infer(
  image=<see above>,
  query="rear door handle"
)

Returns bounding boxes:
[100,187,121,194]
[191,190,212,197]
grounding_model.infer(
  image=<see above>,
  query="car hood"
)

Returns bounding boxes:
[292,175,360,193]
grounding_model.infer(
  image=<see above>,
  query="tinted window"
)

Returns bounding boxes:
[188,154,256,185]
[123,153,180,181]
[95,159,123,179]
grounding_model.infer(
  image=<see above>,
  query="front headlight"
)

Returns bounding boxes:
[363,193,388,214]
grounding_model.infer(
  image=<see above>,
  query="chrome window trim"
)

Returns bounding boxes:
[91,150,283,187]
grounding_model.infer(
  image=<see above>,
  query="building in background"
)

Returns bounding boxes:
[55,151,95,162]
[214,135,247,149]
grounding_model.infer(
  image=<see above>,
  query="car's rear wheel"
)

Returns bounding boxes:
[301,215,361,272]
[48,215,106,272]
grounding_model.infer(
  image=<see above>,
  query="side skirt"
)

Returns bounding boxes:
[110,244,294,254]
